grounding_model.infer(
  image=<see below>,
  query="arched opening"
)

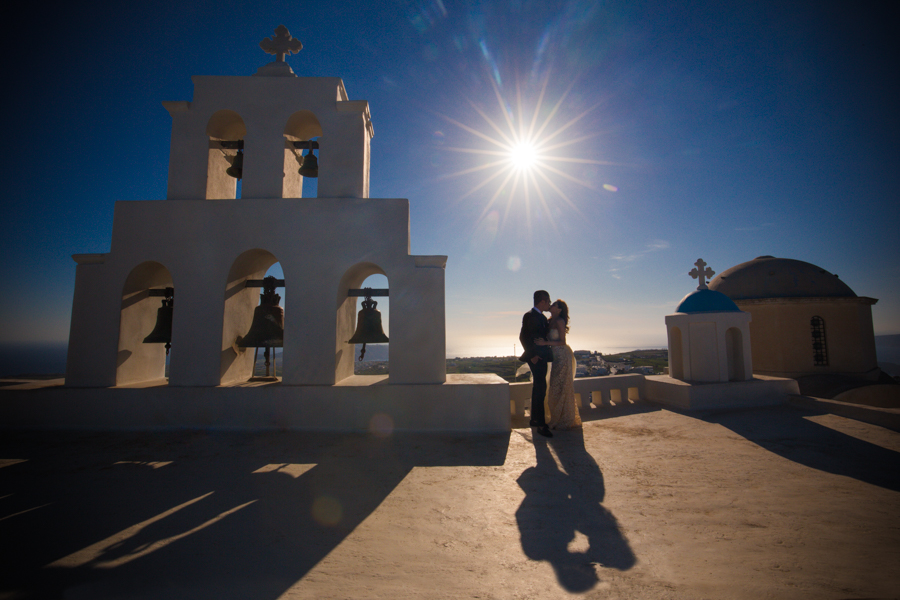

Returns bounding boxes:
[669,326,684,380]
[117,261,174,386]
[811,316,828,366]
[206,110,247,199]
[248,262,286,379]
[725,327,745,381]
[284,110,323,198]
[220,249,284,384]
[336,264,389,382]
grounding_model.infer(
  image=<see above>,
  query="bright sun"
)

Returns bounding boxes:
[436,74,614,234]
[509,141,538,170]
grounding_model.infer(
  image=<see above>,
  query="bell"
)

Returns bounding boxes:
[143,296,173,355]
[348,296,389,361]
[298,148,318,178]
[237,304,284,348]
[237,278,284,348]
[226,149,244,179]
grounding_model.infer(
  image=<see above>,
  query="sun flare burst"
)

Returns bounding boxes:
[509,141,539,171]
[436,74,618,235]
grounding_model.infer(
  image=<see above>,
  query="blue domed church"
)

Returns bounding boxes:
[665,259,753,383]
[645,259,800,410]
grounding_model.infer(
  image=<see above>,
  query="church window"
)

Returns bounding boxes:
[811,316,828,366]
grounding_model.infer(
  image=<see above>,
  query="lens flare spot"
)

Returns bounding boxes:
[432,131,445,145]
[507,256,522,271]
[312,495,343,526]
[369,413,394,438]
[603,184,618,192]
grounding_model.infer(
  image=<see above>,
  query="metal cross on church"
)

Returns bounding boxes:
[259,25,303,62]
[689,258,715,289]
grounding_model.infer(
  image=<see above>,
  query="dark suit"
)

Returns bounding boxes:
[519,308,554,425]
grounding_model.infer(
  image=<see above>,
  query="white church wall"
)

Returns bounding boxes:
[668,326,684,379]
[318,102,372,198]
[67,255,118,387]
[385,256,447,384]
[688,321,719,381]
[853,300,878,369]
[163,101,208,201]
[725,327,746,381]
[666,311,752,383]
[738,298,879,379]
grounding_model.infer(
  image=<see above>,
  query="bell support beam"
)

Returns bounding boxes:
[348,288,388,297]
[245,279,285,288]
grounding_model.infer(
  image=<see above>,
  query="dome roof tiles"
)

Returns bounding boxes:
[708,256,856,300]
[675,288,742,314]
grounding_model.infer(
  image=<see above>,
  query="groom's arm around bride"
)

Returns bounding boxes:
[519,310,553,365]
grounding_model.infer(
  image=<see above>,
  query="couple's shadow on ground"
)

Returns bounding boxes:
[515,427,636,592]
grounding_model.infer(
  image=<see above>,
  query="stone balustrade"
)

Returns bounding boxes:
[509,374,645,417]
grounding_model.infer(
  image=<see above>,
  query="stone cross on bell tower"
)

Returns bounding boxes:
[260,25,303,62]
[689,258,715,290]
[255,25,303,77]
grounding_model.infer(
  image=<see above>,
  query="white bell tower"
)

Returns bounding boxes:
[164,25,373,201]
[65,26,450,391]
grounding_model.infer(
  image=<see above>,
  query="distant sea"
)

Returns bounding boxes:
[0,342,69,378]
[876,334,900,376]
[3,336,899,378]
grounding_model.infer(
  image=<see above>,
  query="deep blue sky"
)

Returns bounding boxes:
[2,0,898,357]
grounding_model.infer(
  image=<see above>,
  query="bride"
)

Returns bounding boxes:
[536,299,582,430]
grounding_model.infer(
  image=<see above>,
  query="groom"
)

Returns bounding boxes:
[519,290,554,438]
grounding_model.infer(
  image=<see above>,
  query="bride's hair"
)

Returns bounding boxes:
[552,299,570,333]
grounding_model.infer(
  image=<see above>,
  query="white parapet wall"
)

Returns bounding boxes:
[510,374,646,417]
[0,374,510,433]
[644,374,799,410]
[511,373,799,416]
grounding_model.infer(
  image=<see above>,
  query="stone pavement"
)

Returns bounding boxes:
[1,402,898,599]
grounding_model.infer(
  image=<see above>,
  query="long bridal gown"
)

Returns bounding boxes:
[546,326,582,430]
